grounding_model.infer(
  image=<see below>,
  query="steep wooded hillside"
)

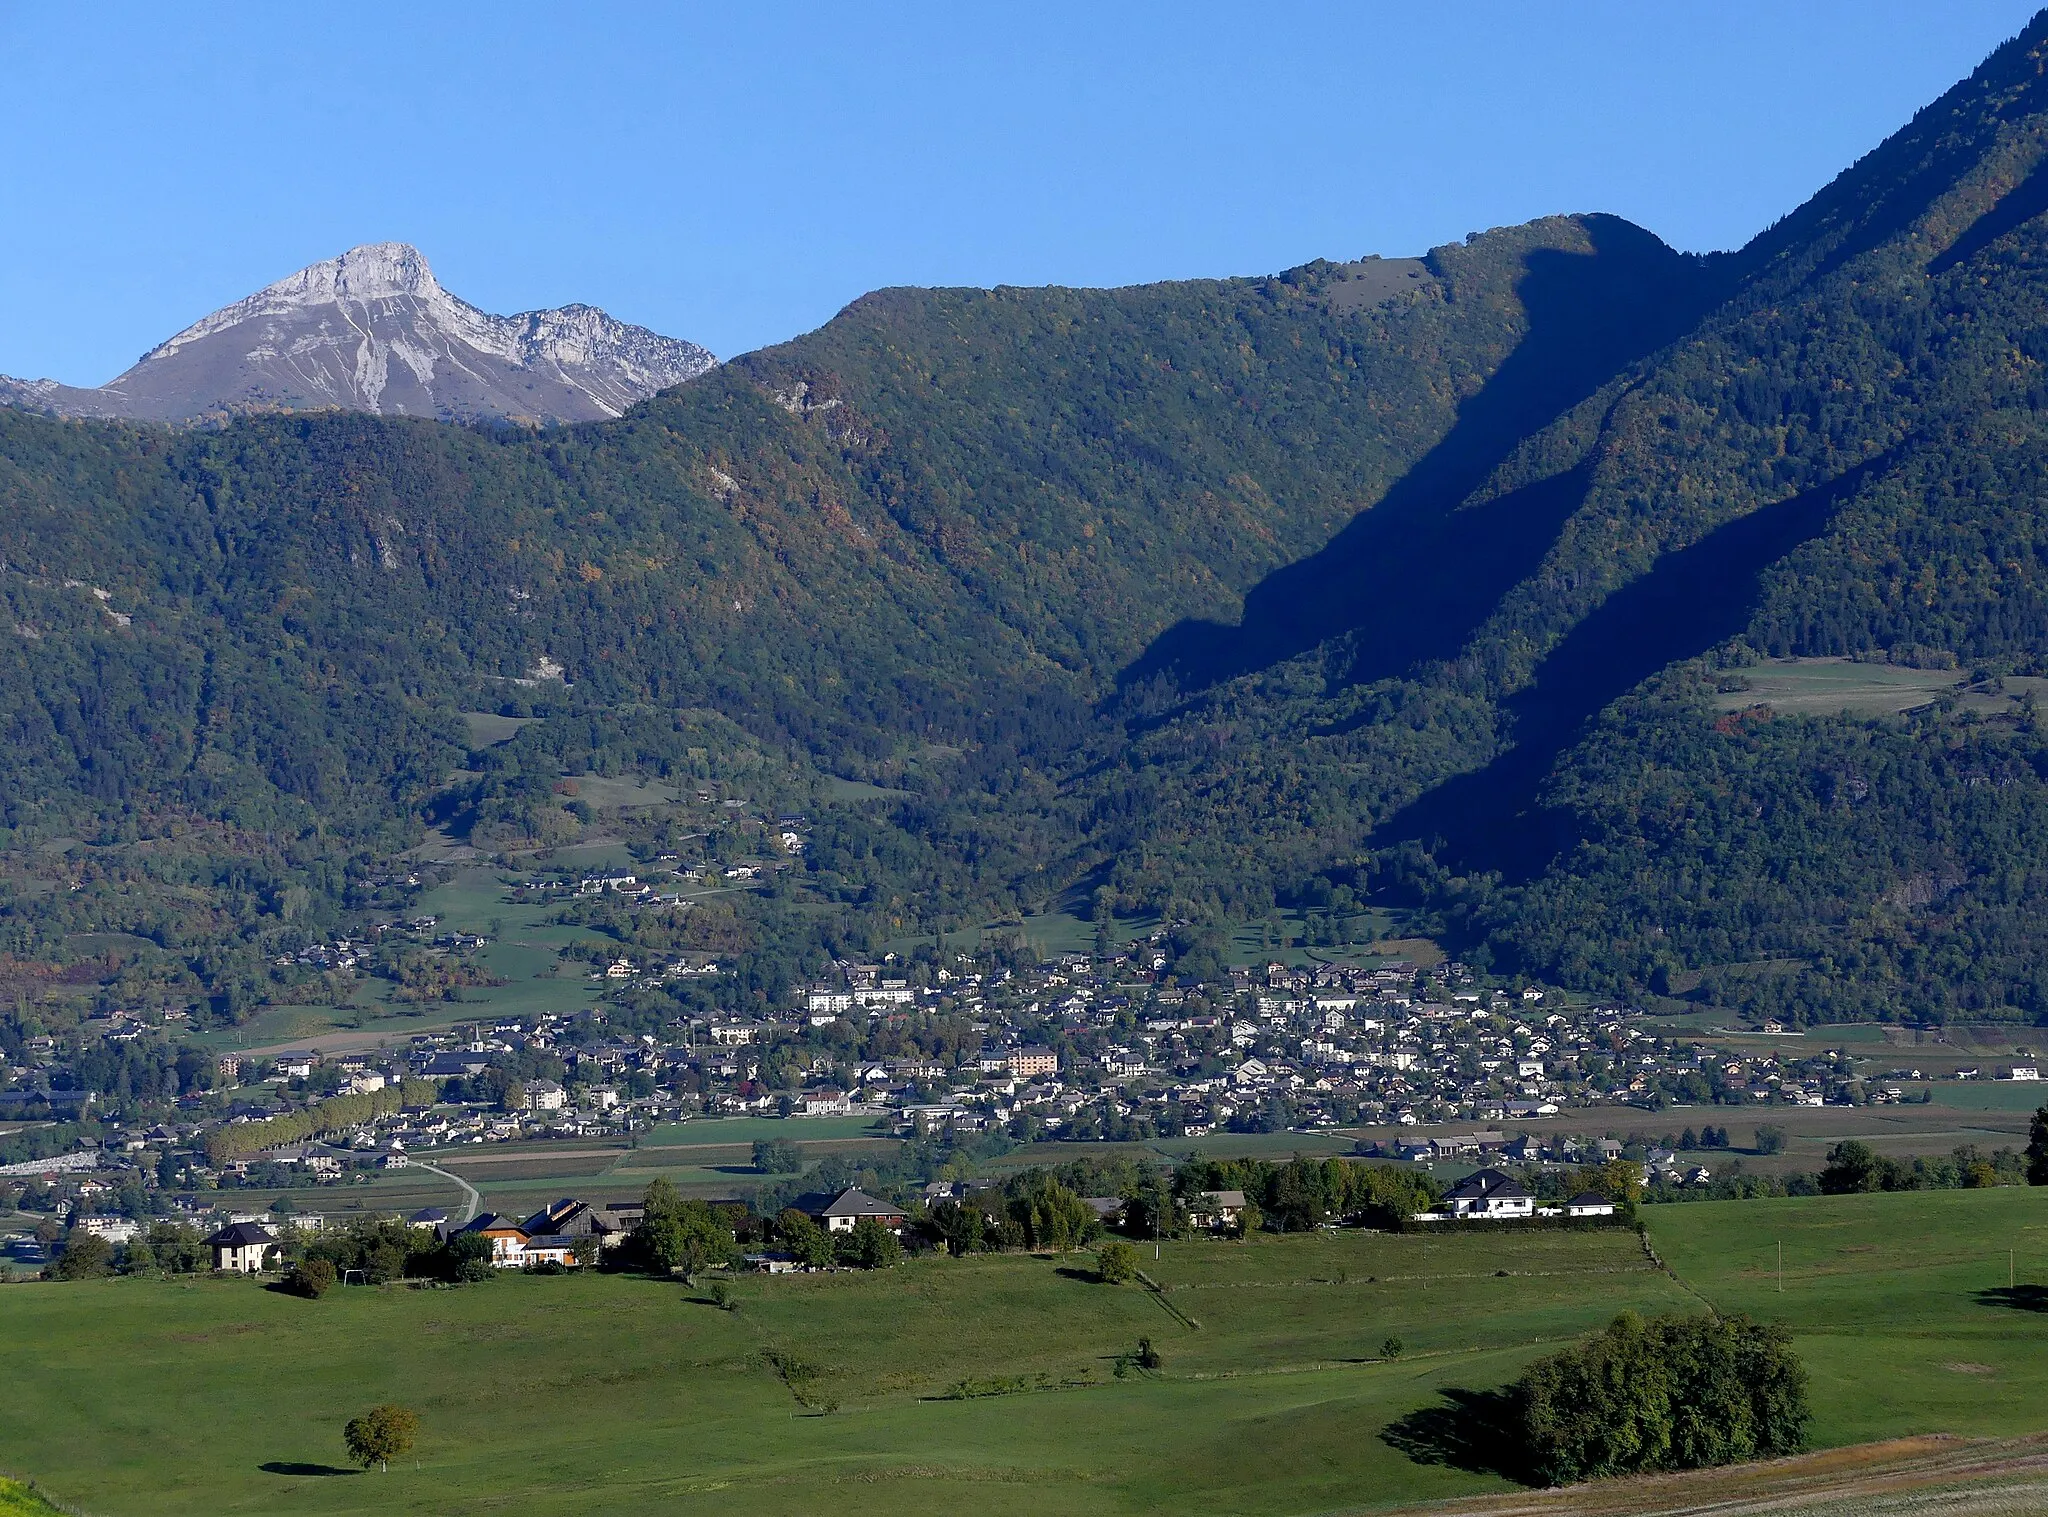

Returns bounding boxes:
[0,215,1685,818]
[1091,10,2048,1023]
[11,14,2048,1028]
[0,216,1693,1016]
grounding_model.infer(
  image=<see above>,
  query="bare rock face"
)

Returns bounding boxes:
[1,243,715,425]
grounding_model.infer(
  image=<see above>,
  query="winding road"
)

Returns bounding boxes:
[409,1160,481,1224]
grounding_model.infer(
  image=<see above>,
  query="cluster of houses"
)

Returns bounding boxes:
[189,1184,914,1275]
[6,885,2013,1258]
[1359,1129,1716,1187]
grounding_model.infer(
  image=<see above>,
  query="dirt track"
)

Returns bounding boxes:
[1372,1434,2048,1516]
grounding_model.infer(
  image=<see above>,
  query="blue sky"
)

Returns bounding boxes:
[0,2,2040,383]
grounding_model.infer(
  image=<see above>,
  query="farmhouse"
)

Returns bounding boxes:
[1442,1168,1534,1220]
[799,1088,853,1116]
[516,1237,580,1268]
[521,1197,641,1251]
[458,1213,534,1266]
[807,1187,907,1234]
[1189,1189,1248,1229]
[204,1221,278,1273]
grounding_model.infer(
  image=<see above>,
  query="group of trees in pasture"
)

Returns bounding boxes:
[1510,1311,1809,1485]
[630,1178,744,1276]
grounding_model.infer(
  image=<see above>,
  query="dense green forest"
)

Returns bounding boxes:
[12,17,2048,1027]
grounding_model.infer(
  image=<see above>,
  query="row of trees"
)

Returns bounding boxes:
[1821,1139,2027,1194]
[204,1081,435,1162]
[1171,1155,1443,1232]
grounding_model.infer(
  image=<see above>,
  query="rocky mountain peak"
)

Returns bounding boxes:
[1,243,714,426]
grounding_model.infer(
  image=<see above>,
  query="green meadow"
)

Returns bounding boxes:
[0,1483,63,1517]
[6,1188,2048,1515]
[193,867,639,1057]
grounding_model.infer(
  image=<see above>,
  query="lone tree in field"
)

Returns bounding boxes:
[1096,1239,1139,1284]
[344,1404,419,1472]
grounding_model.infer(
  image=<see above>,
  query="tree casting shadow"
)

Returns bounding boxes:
[1381,1386,1530,1484]
[260,1461,360,1477]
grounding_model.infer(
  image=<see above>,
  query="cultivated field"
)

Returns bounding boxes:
[6,1189,2048,1515]
[306,1116,899,1219]
[1710,656,2048,721]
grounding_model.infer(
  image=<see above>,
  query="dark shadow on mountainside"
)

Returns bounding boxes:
[1124,215,1724,695]
[1930,152,2048,274]
[1371,456,1888,881]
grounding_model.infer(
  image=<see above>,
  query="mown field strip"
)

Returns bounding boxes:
[1378,1433,2048,1517]
[421,1147,627,1166]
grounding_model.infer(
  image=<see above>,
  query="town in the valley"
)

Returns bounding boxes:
[2,855,1997,1274]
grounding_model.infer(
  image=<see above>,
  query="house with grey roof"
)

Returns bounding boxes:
[804,1187,907,1234]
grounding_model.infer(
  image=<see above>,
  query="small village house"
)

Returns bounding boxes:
[204,1221,278,1273]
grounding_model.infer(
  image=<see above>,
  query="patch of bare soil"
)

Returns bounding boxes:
[1371,1434,2048,1516]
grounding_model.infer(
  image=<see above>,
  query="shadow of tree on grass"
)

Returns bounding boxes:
[1380,1387,1531,1484]
[1976,1285,2048,1312]
[260,1462,359,1477]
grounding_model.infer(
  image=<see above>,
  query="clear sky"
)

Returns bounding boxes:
[1,2,2040,384]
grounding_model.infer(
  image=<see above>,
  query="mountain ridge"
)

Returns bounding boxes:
[0,242,715,426]
[6,16,2048,1029]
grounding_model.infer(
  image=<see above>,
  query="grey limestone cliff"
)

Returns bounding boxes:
[0,242,715,425]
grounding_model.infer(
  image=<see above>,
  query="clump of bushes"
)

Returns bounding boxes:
[281,1259,337,1298]
[1512,1311,1808,1485]
[1113,1336,1164,1378]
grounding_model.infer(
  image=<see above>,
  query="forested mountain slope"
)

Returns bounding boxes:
[0,213,1680,813]
[0,215,1683,1015]
[1091,10,2048,1023]
[11,14,2048,1029]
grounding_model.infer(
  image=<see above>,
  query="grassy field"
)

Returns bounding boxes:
[0,1481,64,1517]
[1649,1188,2048,1449]
[8,1188,2048,1515]
[288,1118,909,1220]
[458,712,536,748]
[192,867,628,1057]
[1711,657,1964,716]
[0,1227,1689,1517]
[1709,658,2048,724]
